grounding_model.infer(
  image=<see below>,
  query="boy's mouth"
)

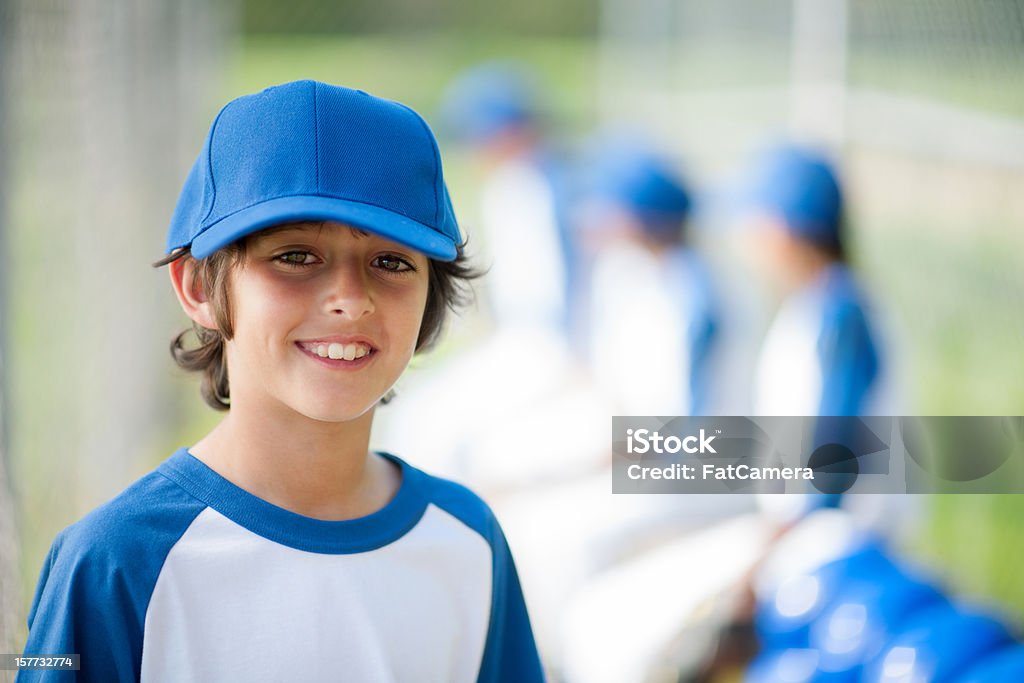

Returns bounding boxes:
[297,341,374,362]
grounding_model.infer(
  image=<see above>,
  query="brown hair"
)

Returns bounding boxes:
[154,232,479,411]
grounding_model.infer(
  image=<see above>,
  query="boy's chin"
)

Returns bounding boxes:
[290,397,380,425]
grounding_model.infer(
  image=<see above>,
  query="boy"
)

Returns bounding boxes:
[577,134,719,416]
[18,80,545,682]
[740,143,886,418]
[738,142,889,516]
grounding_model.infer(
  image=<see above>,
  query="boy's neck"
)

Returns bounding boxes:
[189,405,401,522]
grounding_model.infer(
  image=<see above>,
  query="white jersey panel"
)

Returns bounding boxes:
[754,288,823,416]
[140,504,492,683]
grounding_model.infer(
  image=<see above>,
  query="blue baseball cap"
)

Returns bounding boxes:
[437,62,538,143]
[582,135,692,238]
[738,143,843,248]
[166,80,461,261]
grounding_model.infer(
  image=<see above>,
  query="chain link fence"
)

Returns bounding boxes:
[2,0,234,656]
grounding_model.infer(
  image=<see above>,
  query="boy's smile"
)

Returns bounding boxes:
[296,336,376,367]
[224,221,430,423]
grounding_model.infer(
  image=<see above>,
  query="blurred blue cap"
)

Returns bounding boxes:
[957,645,1024,683]
[738,143,843,248]
[811,573,946,677]
[745,648,820,683]
[438,62,539,143]
[755,540,901,651]
[864,604,1014,683]
[166,80,461,261]
[582,135,692,238]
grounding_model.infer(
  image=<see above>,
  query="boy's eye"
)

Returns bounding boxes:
[373,254,415,273]
[276,251,318,266]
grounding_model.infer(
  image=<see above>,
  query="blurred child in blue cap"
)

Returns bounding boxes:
[735,143,895,522]
[739,143,887,418]
[578,135,720,416]
[439,61,578,343]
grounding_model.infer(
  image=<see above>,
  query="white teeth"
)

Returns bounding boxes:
[309,342,371,361]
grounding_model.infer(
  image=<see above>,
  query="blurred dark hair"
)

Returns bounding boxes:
[153,235,479,411]
[814,211,848,263]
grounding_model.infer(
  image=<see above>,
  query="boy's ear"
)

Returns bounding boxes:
[169,257,218,330]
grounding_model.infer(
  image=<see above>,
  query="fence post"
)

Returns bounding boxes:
[790,0,848,148]
[0,0,25,665]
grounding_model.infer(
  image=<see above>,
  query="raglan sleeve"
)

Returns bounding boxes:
[17,526,144,683]
[815,301,879,418]
[476,516,546,683]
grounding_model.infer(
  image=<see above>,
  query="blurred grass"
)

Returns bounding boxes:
[856,220,1024,414]
[857,220,1024,621]
[228,32,600,134]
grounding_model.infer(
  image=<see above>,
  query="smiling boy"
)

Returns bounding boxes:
[18,80,545,682]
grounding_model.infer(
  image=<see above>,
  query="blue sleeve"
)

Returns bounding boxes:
[809,301,879,511]
[686,308,717,417]
[429,479,546,683]
[17,530,141,683]
[674,252,719,417]
[816,301,879,417]
[17,470,207,683]
[475,523,546,683]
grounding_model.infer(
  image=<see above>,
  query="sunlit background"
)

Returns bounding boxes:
[1,0,1023,681]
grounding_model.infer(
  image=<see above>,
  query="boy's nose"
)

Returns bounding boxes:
[324,265,375,320]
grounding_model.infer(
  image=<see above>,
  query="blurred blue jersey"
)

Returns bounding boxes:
[755,263,883,418]
[667,248,720,417]
[588,244,719,416]
[755,263,885,513]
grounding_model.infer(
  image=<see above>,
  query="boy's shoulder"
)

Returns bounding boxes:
[26,457,209,643]
[50,459,207,570]
[400,456,504,543]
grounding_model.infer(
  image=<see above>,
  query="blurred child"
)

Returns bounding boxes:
[737,143,895,522]
[439,61,579,342]
[578,136,720,416]
[739,143,886,418]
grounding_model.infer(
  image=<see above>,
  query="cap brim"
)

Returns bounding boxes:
[190,195,458,261]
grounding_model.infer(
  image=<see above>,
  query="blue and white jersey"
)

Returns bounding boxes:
[754,263,884,418]
[19,449,544,683]
[754,264,888,516]
[588,243,719,416]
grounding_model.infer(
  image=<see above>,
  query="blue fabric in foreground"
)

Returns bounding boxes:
[18,471,207,682]
[430,478,547,683]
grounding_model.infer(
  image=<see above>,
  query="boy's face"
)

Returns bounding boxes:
[222,221,430,423]
[743,212,811,291]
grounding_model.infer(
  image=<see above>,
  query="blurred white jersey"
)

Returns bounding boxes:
[589,243,689,416]
[479,157,567,333]
[754,284,824,416]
